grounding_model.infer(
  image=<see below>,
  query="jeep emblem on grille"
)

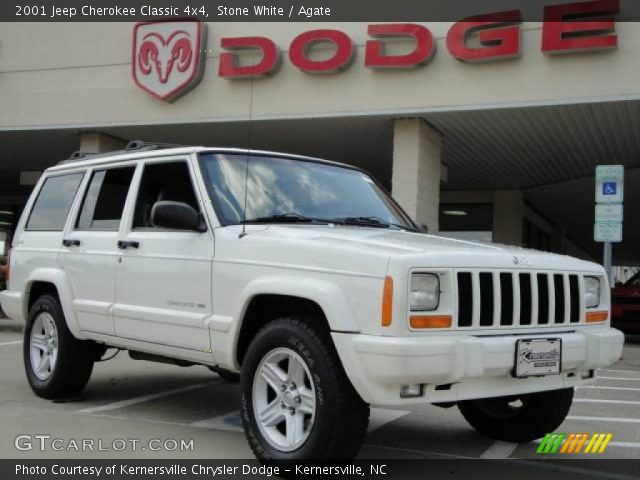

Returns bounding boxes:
[513,256,530,266]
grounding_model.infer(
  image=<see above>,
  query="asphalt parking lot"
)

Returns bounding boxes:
[0,318,638,478]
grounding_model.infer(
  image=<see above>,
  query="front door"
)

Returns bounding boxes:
[113,158,214,352]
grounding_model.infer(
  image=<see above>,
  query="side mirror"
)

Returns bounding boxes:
[419,223,429,234]
[151,201,206,232]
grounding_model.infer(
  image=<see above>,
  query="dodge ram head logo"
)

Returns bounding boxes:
[132,20,206,102]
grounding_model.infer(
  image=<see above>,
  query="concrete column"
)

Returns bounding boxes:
[79,132,126,154]
[391,119,442,232]
[492,190,524,246]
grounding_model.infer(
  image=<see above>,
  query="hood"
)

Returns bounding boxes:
[221,224,600,272]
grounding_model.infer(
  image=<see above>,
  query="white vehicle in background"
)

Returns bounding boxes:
[0,141,624,460]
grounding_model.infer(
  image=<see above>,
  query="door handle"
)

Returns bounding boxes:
[117,240,140,249]
[62,238,81,247]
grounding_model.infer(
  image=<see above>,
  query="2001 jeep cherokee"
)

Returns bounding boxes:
[0,143,624,460]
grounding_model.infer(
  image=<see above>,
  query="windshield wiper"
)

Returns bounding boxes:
[240,213,416,231]
[240,213,331,224]
[332,216,412,231]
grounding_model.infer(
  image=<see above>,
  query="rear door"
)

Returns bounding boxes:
[12,171,85,294]
[113,156,214,352]
[59,164,137,335]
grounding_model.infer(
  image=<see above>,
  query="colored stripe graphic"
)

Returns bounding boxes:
[537,433,613,454]
[573,433,590,453]
[585,433,613,454]
[560,433,588,454]
[537,433,566,454]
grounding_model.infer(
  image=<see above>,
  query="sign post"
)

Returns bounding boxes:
[594,165,624,285]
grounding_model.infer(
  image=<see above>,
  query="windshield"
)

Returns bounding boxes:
[198,153,415,230]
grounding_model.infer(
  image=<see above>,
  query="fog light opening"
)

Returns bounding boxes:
[400,384,424,398]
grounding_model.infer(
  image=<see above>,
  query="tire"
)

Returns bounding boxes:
[24,294,96,399]
[240,317,369,461]
[208,366,240,383]
[458,388,574,442]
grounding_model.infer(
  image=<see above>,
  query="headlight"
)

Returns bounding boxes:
[584,276,601,308]
[410,273,439,311]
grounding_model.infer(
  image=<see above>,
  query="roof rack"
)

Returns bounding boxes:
[57,140,190,165]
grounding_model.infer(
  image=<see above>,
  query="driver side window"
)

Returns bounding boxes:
[133,161,199,229]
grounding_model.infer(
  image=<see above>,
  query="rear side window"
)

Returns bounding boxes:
[76,167,135,230]
[26,173,84,231]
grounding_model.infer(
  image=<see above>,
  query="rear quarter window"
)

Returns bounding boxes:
[26,172,84,231]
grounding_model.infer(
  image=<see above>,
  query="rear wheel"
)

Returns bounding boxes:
[24,294,96,399]
[240,317,369,460]
[458,388,574,442]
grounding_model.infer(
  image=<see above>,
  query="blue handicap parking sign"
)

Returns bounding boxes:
[603,182,617,195]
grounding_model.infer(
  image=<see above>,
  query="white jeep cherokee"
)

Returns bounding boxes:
[0,142,624,460]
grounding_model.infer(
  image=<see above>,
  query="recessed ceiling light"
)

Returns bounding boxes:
[443,210,468,216]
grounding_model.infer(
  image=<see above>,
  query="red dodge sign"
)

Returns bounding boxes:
[132,0,619,101]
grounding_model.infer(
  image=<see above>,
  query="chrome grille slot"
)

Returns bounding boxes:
[553,274,565,324]
[456,270,584,328]
[569,274,580,323]
[537,273,550,325]
[519,273,532,325]
[457,272,473,327]
[499,273,513,326]
[479,272,494,326]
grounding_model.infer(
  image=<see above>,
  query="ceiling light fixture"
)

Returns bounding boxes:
[442,210,468,216]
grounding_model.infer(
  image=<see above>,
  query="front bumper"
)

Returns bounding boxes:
[332,327,624,406]
[0,290,24,322]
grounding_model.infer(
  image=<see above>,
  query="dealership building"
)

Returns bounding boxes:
[0,16,639,273]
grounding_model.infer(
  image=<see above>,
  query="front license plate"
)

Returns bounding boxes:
[514,338,562,378]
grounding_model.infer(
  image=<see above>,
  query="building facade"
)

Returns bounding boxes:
[0,15,639,267]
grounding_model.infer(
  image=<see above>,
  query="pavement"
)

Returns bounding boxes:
[0,317,638,478]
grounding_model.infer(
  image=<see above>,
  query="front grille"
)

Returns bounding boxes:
[456,271,583,328]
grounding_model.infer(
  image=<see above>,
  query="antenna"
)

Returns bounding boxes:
[239,63,256,239]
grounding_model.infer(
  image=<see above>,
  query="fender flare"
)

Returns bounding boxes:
[224,275,361,368]
[24,268,87,340]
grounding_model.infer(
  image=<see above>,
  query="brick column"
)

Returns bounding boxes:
[391,119,442,232]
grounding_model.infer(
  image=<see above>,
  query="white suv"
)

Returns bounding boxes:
[0,142,624,460]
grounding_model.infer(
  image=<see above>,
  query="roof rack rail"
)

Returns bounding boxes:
[57,140,191,165]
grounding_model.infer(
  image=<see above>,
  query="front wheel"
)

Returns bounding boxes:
[240,317,369,460]
[458,388,574,442]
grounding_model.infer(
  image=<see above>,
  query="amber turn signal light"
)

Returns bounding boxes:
[585,311,608,323]
[410,315,452,329]
[381,276,393,327]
